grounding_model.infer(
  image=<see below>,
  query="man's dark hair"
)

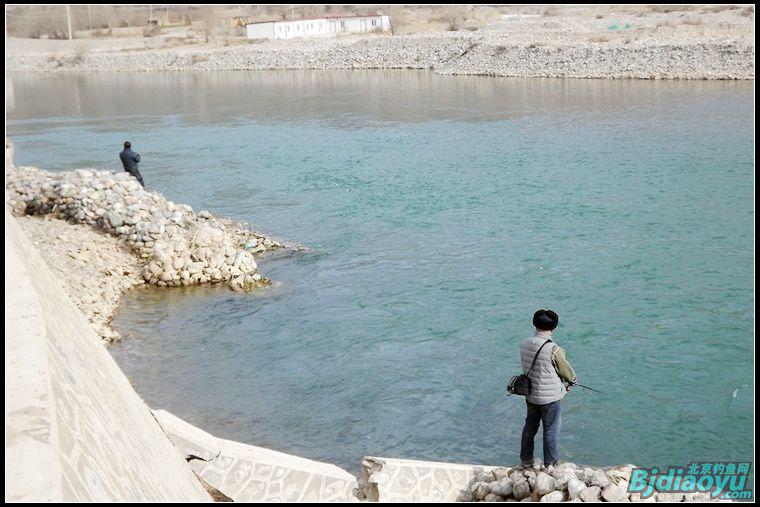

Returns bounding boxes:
[533,309,559,331]
[123,141,131,149]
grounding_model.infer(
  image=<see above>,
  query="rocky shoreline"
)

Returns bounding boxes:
[5,6,754,80]
[6,33,754,80]
[461,462,716,502]
[6,155,291,343]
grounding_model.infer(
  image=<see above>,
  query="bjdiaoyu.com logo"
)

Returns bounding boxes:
[628,462,752,501]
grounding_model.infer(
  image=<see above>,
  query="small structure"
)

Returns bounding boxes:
[246,14,392,40]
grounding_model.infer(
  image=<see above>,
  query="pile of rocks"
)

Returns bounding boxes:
[460,463,714,502]
[6,164,283,291]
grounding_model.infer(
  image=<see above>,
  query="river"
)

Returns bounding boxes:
[6,70,754,475]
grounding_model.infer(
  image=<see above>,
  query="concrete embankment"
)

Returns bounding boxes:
[152,410,359,502]
[5,207,211,501]
[5,205,361,502]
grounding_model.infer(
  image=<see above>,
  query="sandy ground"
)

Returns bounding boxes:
[16,215,144,344]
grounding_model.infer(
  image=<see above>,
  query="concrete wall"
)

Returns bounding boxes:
[359,456,496,502]
[4,208,211,502]
[153,409,359,502]
[247,21,275,39]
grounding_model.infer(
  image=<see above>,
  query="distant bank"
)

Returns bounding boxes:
[5,33,753,80]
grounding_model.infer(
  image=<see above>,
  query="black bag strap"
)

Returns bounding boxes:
[524,339,553,375]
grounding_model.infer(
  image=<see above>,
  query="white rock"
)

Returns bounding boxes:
[541,491,564,502]
[533,472,557,496]
[473,482,490,501]
[656,492,685,502]
[512,480,531,500]
[601,484,629,502]
[489,478,512,497]
[584,469,610,488]
[683,492,711,502]
[629,492,657,502]
[567,478,586,500]
[578,486,601,502]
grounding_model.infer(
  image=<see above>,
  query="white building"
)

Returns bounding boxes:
[246,15,392,40]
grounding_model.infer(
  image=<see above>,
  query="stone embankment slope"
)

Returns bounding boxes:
[152,410,359,502]
[5,207,212,502]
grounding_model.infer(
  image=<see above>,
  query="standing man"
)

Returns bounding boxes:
[519,309,577,468]
[119,141,144,187]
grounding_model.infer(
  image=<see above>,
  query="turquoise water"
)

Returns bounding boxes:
[6,71,754,474]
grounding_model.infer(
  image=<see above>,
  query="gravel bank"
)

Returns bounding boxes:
[16,215,144,343]
[6,34,754,79]
[5,7,754,79]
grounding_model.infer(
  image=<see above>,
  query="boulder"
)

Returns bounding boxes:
[512,480,531,500]
[601,484,629,502]
[492,468,511,481]
[583,468,610,488]
[606,464,635,485]
[541,490,564,502]
[533,472,557,496]
[473,482,491,501]
[567,478,586,500]
[578,486,601,502]
[489,478,512,497]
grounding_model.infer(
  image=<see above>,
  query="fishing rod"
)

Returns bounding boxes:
[574,383,603,394]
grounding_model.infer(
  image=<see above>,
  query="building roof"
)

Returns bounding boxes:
[246,14,384,26]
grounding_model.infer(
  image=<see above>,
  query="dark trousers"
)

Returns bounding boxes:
[520,399,561,466]
[126,168,144,187]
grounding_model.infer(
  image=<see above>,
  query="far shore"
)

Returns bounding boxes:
[5,6,754,80]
